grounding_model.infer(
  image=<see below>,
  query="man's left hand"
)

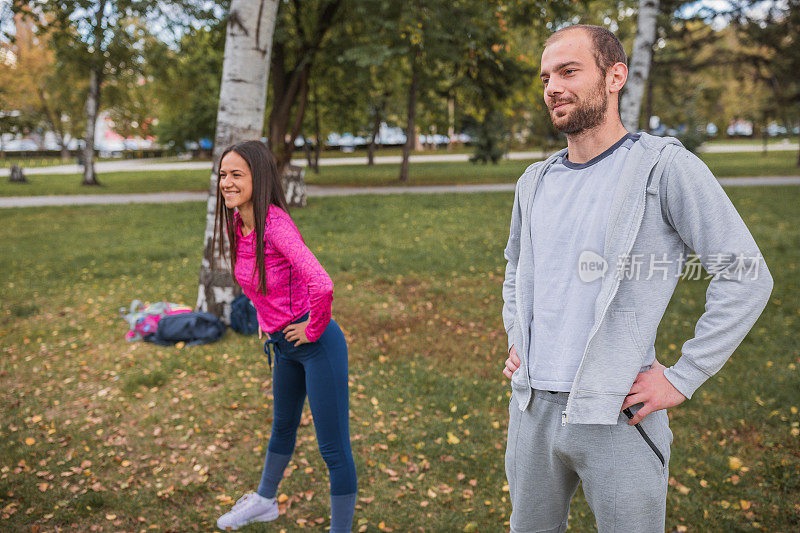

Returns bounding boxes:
[621,359,686,425]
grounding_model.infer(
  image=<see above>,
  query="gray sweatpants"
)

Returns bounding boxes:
[505,389,672,533]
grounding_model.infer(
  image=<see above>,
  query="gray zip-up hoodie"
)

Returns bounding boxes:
[502,132,773,424]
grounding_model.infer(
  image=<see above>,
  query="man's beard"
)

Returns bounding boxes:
[548,76,608,135]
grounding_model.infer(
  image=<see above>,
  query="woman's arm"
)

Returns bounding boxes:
[268,213,333,342]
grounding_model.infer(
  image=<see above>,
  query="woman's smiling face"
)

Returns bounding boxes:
[218,151,254,210]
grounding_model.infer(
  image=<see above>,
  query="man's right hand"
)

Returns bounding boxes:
[503,345,521,379]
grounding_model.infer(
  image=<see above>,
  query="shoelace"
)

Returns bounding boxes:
[230,493,254,513]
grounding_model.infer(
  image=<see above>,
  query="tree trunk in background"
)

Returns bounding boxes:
[282,165,306,207]
[267,0,341,172]
[82,67,101,185]
[447,94,455,150]
[302,134,314,170]
[644,74,654,132]
[399,61,418,183]
[621,0,659,132]
[38,88,70,160]
[9,165,26,183]
[197,0,279,322]
[367,103,382,166]
[313,83,321,172]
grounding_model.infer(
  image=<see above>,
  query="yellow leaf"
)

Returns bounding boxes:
[728,457,743,470]
[446,432,460,445]
[740,500,751,510]
[37,483,48,492]
[106,513,117,520]
[24,437,35,446]
[277,494,289,503]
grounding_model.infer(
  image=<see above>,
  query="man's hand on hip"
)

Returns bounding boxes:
[503,345,521,379]
[621,359,686,424]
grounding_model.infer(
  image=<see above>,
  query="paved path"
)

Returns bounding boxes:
[1,176,799,208]
[2,142,796,177]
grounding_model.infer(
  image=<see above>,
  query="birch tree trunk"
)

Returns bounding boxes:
[82,67,101,185]
[197,0,279,322]
[621,0,659,132]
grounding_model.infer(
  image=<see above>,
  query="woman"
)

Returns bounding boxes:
[213,141,357,532]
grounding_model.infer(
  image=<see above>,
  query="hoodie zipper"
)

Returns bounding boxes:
[564,172,651,423]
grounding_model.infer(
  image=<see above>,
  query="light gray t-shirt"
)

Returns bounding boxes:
[528,133,640,391]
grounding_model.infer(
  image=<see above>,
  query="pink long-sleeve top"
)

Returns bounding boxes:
[233,206,333,342]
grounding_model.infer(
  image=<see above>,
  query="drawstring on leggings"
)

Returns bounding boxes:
[264,338,280,371]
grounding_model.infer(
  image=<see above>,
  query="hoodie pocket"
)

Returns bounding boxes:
[579,308,647,395]
[613,308,646,360]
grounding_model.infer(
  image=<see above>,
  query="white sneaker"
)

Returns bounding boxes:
[216,492,279,531]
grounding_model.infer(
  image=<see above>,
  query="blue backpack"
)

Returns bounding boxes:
[145,311,226,346]
[230,293,259,335]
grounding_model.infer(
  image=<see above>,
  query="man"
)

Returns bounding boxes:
[501,25,772,532]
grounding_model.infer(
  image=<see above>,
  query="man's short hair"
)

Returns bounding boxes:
[545,24,627,73]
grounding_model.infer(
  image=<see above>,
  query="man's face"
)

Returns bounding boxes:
[540,31,609,135]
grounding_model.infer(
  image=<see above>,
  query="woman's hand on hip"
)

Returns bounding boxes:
[283,319,310,346]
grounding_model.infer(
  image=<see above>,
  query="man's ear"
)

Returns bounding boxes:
[607,62,628,95]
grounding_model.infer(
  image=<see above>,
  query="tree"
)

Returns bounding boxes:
[267,0,344,172]
[14,0,214,184]
[732,0,800,165]
[621,0,660,131]
[0,13,76,158]
[150,22,226,151]
[197,0,280,321]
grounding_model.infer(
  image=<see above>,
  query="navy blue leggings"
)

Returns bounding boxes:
[258,314,357,498]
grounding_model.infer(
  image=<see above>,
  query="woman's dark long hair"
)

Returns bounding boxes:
[211,140,290,294]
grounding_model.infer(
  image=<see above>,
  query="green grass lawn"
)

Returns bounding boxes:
[0,169,211,197]
[0,156,130,169]
[1,150,799,198]
[704,137,798,146]
[1,186,798,531]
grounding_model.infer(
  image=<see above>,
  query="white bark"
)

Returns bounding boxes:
[621,0,659,132]
[82,68,100,185]
[197,0,279,320]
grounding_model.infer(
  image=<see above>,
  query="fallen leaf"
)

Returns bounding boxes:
[728,456,743,470]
